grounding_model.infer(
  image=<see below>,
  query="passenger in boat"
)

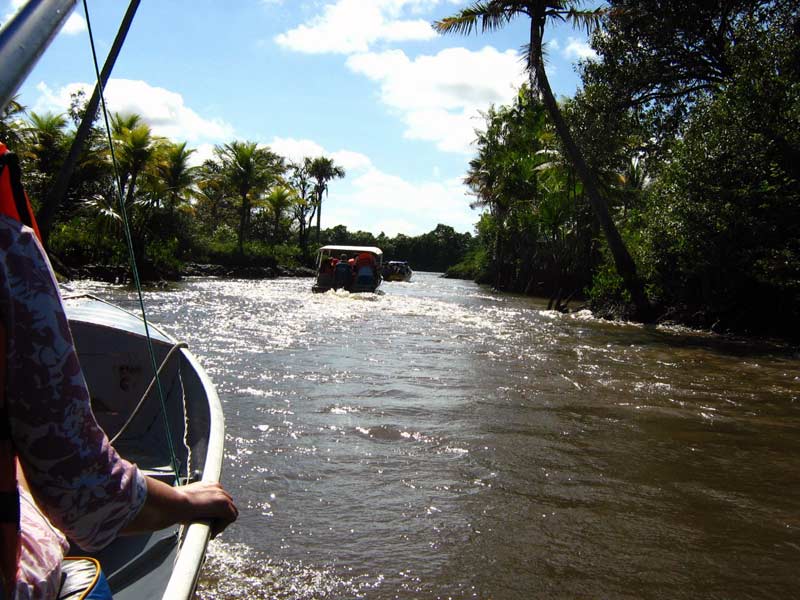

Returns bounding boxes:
[0,151,238,599]
[354,252,376,285]
[317,257,335,288]
[333,254,353,289]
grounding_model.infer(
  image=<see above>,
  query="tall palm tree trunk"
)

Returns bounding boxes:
[529,15,651,320]
[315,191,322,244]
[122,173,147,269]
[238,193,249,255]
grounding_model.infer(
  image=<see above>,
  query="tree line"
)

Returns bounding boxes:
[0,91,468,278]
[437,0,799,339]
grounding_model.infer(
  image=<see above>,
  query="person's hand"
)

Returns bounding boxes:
[177,481,239,538]
[123,477,238,537]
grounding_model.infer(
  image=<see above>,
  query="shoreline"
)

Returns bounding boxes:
[59,262,317,284]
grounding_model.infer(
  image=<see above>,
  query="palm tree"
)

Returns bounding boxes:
[465,107,508,286]
[0,96,26,150]
[263,185,295,243]
[215,141,284,255]
[155,141,197,216]
[194,159,233,235]
[110,117,160,265]
[25,111,68,166]
[288,160,314,259]
[23,111,69,205]
[307,156,345,244]
[111,113,143,136]
[616,156,647,217]
[435,1,652,320]
[114,121,156,212]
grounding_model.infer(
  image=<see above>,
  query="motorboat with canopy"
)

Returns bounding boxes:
[312,244,383,293]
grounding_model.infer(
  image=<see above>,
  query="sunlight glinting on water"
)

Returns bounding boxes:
[62,274,800,599]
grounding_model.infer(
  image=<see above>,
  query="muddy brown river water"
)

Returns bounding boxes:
[65,272,800,599]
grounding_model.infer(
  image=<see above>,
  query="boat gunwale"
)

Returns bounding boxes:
[161,346,224,599]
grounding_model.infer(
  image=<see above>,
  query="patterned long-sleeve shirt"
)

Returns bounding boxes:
[0,215,147,599]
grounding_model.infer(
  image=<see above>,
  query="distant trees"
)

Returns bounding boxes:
[2,100,397,277]
[288,160,314,257]
[318,223,473,273]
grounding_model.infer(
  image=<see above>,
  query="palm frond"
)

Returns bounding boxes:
[520,39,553,74]
[433,2,517,36]
[563,7,604,35]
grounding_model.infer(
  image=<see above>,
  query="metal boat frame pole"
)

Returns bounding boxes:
[37,0,141,244]
[0,0,77,111]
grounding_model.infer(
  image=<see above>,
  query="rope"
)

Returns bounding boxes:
[109,341,188,446]
[82,0,181,483]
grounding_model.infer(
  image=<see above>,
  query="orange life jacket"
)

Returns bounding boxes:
[354,253,374,269]
[0,141,42,596]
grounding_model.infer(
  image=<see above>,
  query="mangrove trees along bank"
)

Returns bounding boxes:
[445,0,799,338]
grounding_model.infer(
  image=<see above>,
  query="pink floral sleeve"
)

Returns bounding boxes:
[0,216,147,570]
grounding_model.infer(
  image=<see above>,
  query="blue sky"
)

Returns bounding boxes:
[2,0,597,237]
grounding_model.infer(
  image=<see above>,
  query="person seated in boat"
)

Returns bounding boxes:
[319,257,335,272]
[354,253,377,285]
[333,255,353,289]
[0,147,238,599]
[317,257,335,287]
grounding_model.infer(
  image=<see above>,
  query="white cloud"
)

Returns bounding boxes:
[261,138,475,236]
[266,140,476,236]
[62,12,87,35]
[326,168,475,236]
[330,149,372,172]
[33,79,235,144]
[274,0,441,54]
[267,137,327,164]
[562,37,597,61]
[346,46,525,154]
[267,137,372,172]
[190,143,216,167]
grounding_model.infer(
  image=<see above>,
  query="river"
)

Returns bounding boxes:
[63,272,800,599]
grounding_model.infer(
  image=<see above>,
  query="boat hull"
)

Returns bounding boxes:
[64,296,224,600]
[384,272,412,282]
[312,281,381,293]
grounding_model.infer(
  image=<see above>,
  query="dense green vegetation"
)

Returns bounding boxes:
[438,0,799,338]
[1,93,467,278]
[1,0,797,339]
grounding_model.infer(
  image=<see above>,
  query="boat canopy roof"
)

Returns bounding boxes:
[318,245,383,256]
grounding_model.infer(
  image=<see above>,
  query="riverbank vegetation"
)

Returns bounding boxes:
[1,94,469,279]
[1,0,797,340]
[438,0,799,339]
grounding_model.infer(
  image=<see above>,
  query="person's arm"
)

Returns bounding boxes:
[122,478,238,538]
[2,220,236,549]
